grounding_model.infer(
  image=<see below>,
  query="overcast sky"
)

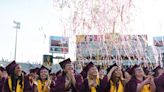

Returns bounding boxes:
[0,0,164,64]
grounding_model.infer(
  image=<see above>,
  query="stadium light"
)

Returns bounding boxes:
[13,20,20,61]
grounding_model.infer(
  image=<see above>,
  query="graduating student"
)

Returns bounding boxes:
[80,62,105,92]
[50,58,83,92]
[103,63,125,92]
[0,66,6,92]
[122,67,132,83]
[124,65,156,92]
[153,66,164,92]
[37,65,51,92]
[29,67,39,83]
[3,60,37,92]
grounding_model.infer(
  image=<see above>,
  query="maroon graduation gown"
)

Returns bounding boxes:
[124,77,148,92]
[23,76,37,92]
[0,77,6,92]
[154,72,164,92]
[50,73,83,92]
[79,78,106,92]
[3,76,37,92]
[124,77,137,92]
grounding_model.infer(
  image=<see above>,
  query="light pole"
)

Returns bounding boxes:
[13,21,20,61]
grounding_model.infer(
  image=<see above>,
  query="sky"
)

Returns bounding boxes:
[0,0,164,64]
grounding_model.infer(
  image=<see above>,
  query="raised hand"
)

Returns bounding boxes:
[67,70,76,86]
[45,78,51,88]
[107,66,117,81]
[143,76,151,84]
[65,77,72,89]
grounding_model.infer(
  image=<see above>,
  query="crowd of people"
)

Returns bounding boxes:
[0,58,164,92]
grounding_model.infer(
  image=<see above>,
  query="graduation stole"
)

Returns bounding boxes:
[8,76,24,92]
[109,80,124,92]
[37,80,48,92]
[141,84,150,92]
[88,78,100,92]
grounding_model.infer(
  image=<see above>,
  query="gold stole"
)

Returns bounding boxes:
[37,80,48,92]
[88,78,100,92]
[8,76,24,92]
[109,80,124,92]
[141,84,150,92]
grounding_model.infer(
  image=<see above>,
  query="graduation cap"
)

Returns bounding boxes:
[143,67,150,75]
[85,62,95,73]
[29,68,38,74]
[59,58,71,69]
[30,67,39,73]
[5,60,18,75]
[153,65,162,77]
[38,65,51,75]
[128,64,140,75]
[153,65,162,73]
[30,69,35,73]
[34,67,40,73]
[106,63,118,74]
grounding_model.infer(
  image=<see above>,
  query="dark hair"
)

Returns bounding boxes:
[153,71,159,77]
[110,68,126,90]
[13,65,24,89]
[11,73,24,90]
[38,73,48,81]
